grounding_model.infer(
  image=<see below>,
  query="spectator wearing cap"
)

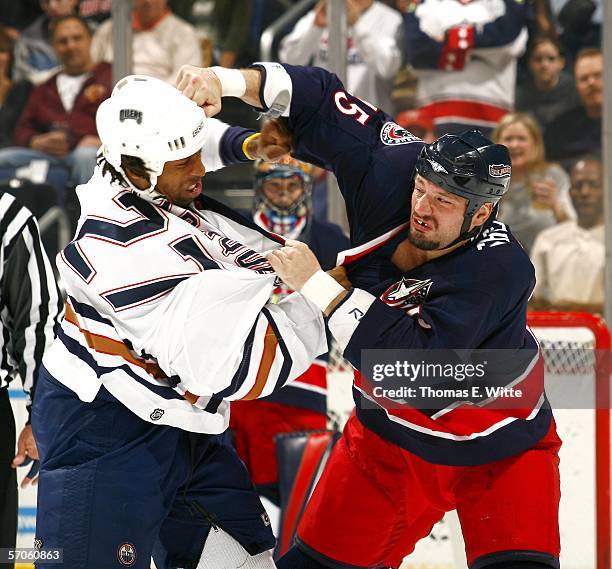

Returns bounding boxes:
[402,0,528,136]
[395,108,435,143]
[91,0,201,84]
[0,15,111,187]
[12,0,78,84]
[543,47,602,169]
[530,155,604,313]
[279,0,402,111]
[515,36,580,135]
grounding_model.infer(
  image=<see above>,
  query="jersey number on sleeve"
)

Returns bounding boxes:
[334,91,377,126]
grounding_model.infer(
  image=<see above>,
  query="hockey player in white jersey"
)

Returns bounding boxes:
[31,75,328,569]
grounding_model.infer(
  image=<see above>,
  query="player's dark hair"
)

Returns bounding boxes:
[100,156,152,186]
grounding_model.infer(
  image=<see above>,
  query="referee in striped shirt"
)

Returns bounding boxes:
[0,191,62,561]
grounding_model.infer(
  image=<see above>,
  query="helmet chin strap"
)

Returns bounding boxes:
[437,223,481,251]
[436,202,498,251]
[115,162,164,201]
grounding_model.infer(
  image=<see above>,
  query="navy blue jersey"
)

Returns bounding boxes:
[304,217,350,270]
[274,64,550,466]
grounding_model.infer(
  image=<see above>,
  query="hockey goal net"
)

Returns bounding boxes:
[326,311,611,569]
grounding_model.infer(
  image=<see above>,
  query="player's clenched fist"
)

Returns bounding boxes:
[257,119,293,163]
[175,65,223,117]
[267,240,322,291]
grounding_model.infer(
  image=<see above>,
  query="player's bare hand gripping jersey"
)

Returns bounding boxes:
[43,119,327,433]
[257,64,549,465]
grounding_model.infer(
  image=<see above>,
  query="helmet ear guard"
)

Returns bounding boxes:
[415,129,511,241]
[96,75,208,192]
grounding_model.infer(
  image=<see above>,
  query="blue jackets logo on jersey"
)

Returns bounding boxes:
[380,122,422,146]
[380,278,433,310]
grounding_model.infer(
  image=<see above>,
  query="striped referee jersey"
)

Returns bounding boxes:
[0,191,63,415]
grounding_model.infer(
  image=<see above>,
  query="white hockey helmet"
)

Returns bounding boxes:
[96,74,208,190]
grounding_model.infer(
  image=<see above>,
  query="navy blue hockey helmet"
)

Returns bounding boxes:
[415,129,512,238]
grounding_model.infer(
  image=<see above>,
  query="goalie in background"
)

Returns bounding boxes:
[230,158,348,507]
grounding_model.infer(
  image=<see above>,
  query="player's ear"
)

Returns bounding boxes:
[471,202,494,229]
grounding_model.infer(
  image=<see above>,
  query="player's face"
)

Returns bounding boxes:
[261,176,304,209]
[408,175,467,250]
[496,122,534,171]
[155,150,205,207]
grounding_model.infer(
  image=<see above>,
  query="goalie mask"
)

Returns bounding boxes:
[415,129,511,246]
[96,74,208,195]
[253,159,313,238]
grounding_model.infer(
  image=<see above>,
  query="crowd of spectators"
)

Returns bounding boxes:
[0,0,605,312]
[0,15,111,188]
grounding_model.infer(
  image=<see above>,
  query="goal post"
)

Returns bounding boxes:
[528,311,611,569]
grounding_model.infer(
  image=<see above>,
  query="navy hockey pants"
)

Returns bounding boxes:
[31,367,275,569]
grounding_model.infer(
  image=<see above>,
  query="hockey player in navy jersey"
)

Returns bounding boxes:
[31,75,329,569]
[177,63,561,569]
[231,158,348,505]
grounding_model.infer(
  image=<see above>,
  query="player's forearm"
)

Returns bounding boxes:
[202,66,262,108]
[212,65,280,112]
[239,68,264,109]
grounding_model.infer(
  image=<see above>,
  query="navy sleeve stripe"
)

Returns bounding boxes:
[102,274,194,311]
[213,319,259,399]
[56,327,185,401]
[69,296,113,326]
[262,306,293,393]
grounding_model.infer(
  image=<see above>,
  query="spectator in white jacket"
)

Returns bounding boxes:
[279,0,402,111]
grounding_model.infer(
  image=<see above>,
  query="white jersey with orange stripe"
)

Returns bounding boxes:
[43,164,326,434]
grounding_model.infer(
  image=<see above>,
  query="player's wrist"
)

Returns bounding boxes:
[300,270,347,313]
[209,66,247,98]
[242,132,261,160]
